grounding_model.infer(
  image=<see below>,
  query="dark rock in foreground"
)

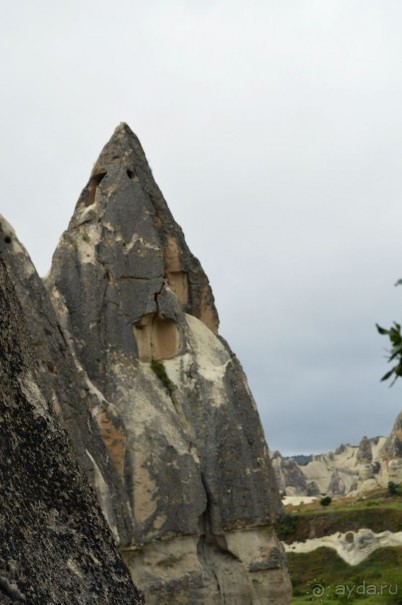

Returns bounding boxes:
[0,215,134,545]
[0,257,143,604]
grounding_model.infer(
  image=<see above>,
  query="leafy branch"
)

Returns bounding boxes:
[376,322,402,386]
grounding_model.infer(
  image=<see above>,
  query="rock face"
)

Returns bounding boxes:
[0,256,143,603]
[46,123,292,604]
[380,411,402,486]
[271,451,312,496]
[0,215,134,544]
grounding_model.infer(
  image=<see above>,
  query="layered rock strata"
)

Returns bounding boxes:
[46,123,292,604]
[0,256,143,604]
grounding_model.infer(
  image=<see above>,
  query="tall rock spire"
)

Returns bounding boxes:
[46,124,291,604]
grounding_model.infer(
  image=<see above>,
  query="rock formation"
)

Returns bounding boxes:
[272,437,387,498]
[270,451,313,496]
[0,255,143,603]
[380,411,402,486]
[45,123,292,604]
[0,215,134,544]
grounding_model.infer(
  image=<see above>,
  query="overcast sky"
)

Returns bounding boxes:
[2,1,402,455]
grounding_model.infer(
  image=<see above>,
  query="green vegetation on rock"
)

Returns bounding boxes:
[150,359,176,395]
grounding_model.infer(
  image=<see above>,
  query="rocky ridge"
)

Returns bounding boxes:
[271,430,402,498]
[1,123,290,603]
[271,437,384,498]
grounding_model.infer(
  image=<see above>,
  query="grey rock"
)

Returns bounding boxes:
[0,215,134,545]
[382,411,402,461]
[0,256,143,604]
[273,437,387,497]
[356,436,373,463]
[271,451,309,496]
[46,123,292,604]
[380,411,402,485]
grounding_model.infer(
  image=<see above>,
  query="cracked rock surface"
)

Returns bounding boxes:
[46,123,292,604]
[0,256,143,604]
[0,215,134,545]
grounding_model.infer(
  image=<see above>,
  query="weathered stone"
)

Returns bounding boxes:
[0,215,134,546]
[380,411,402,486]
[270,451,309,496]
[46,123,292,603]
[0,256,143,604]
[272,437,388,497]
[356,435,373,464]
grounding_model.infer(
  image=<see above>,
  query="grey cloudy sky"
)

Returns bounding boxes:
[2,0,402,455]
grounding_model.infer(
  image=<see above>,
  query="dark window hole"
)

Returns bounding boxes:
[127,169,136,180]
[86,171,107,207]
[4,236,11,244]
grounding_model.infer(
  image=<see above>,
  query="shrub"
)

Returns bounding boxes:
[150,359,176,395]
[388,481,399,496]
[320,496,332,507]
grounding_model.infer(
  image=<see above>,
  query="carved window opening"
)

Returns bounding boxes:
[133,314,179,361]
[86,171,107,207]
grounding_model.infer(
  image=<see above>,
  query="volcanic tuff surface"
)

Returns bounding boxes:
[0,215,134,543]
[0,256,143,603]
[46,123,292,604]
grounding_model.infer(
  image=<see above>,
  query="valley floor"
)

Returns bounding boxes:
[278,490,402,603]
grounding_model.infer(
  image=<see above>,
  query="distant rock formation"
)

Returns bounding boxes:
[380,411,402,486]
[44,124,291,603]
[272,436,387,498]
[0,256,143,603]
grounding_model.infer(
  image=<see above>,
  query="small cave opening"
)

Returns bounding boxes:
[126,168,137,180]
[4,235,11,244]
[85,171,107,207]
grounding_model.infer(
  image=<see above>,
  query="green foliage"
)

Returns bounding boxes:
[376,321,402,386]
[286,493,402,603]
[320,496,332,507]
[277,514,298,538]
[290,547,402,604]
[150,359,175,395]
[388,481,399,496]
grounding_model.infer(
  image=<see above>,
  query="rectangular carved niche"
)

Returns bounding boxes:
[133,314,179,361]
